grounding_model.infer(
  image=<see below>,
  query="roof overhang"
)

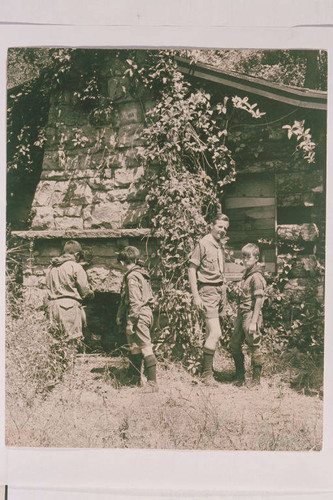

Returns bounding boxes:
[176,56,327,111]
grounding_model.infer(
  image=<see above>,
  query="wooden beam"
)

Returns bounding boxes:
[224,197,275,209]
[226,205,275,220]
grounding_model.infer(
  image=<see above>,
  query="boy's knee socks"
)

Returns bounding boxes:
[232,352,245,379]
[144,354,157,383]
[202,347,215,376]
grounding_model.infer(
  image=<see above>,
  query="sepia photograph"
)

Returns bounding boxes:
[5,47,326,451]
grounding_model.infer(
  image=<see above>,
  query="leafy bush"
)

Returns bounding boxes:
[6,292,68,411]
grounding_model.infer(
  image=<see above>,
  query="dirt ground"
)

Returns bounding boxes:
[6,351,323,450]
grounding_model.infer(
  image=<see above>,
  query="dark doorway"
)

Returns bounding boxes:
[84,292,124,353]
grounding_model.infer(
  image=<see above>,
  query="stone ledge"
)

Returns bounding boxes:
[277,223,319,242]
[12,228,154,240]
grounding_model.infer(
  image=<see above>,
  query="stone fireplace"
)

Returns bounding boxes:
[11,60,158,343]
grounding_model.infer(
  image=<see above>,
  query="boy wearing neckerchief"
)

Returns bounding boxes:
[229,243,266,386]
[116,246,158,392]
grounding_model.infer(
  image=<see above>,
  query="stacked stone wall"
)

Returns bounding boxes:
[31,82,153,232]
[19,232,159,309]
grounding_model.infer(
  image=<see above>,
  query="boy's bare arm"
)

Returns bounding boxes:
[249,296,264,333]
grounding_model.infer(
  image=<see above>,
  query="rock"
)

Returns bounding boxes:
[87,178,114,191]
[111,189,131,202]
[41,170,70,181]
[53,217,84,230]
[291,255,318,278]
[53,206,83,218]
[277,225,301,242]
[31,207,55,229]
[86,202,123,229]
[32,182,54,207]
[86,266,123,293]
[92,191,110,204]
[122,201,148,228]
[300,223,319,242]
[277,223,319,242]
[65,182,93,205]
[50,181,72,206]
[114,169,134,187]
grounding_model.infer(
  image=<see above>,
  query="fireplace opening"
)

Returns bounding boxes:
[84,292,124,353]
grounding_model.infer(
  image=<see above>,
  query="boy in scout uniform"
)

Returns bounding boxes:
[45,240,94,356]
[116,246,158,392]
[229,243,266,386]
[188,214,229,386]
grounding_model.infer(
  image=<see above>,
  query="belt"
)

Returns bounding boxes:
[48,296,82,303]
[198,281,223,287]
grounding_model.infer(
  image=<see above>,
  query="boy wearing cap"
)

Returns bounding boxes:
[45,240,94,352]
[116,246,158,392]
[229,243,266,386]
[188,214,229,386]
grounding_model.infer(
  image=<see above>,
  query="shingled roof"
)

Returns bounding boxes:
[176,56,327,111]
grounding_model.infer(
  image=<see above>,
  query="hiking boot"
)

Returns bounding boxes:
[232,353,245,385]
[252,365,262,385]
[233,375,245,387]
[202,373,219,387]
[141,381,159,393]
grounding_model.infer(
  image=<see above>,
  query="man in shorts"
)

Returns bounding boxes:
[188,214,229,386]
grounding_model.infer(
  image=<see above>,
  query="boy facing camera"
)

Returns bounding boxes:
[229,243,266,386]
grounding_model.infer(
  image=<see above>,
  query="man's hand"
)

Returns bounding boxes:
[193,294,205,311]
[126,324,134,336]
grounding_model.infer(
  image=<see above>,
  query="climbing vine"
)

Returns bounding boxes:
[123,51,266,369]
[7,49,323,378]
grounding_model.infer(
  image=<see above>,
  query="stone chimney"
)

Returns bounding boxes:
[13,65,158,310]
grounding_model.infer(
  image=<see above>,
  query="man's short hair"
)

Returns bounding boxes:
[63,240,83,255]
[242,243,260,258]
[117,246,140,264]
[212,213,229,225]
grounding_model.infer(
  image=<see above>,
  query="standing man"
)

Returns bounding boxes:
[188,214,229,386]
[45,240,94,356]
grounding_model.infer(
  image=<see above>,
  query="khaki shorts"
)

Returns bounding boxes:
[198,283,227,319]
[126,307,153,349]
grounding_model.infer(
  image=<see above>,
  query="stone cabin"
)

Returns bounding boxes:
[10,53,326,348]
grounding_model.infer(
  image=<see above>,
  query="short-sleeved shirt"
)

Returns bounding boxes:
[238,265,266,313]
[189,233,225,284]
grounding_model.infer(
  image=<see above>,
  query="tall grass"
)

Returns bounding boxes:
[6,292,67,443]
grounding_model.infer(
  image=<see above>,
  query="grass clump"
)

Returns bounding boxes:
[6,293,67,443]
